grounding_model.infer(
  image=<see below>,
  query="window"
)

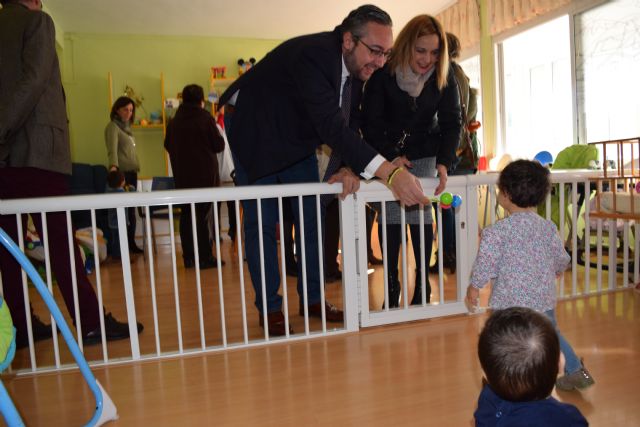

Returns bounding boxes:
[575,0,640,143]
[499,16,573,160]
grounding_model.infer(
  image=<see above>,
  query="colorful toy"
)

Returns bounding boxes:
[533,150,553,167]
[237,57,256,75]
[429,192,462,209]
[210,66,227,79]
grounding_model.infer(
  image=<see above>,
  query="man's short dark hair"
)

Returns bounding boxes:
[339,4,392,39]
[498,159,551,208]
[181,84,205,106]
[478,307,560,402]
[107,170,125,189]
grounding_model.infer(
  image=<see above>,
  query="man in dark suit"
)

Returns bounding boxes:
[219,5,429,336]
[0,0,143,349]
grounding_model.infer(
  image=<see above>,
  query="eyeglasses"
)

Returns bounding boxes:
[354,37,392,60]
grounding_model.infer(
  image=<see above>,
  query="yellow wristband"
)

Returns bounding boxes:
[386,166,404,186]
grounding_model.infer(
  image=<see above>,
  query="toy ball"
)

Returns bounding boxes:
[451,195,463,208]
[440,192,453,206]
[441,203,452,209]
[533,150,553,167]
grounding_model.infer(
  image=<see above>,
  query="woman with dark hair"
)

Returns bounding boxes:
[105,96,143,254]
[361,14,462,308]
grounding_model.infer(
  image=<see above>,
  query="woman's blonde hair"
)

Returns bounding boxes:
[388,15,449,91]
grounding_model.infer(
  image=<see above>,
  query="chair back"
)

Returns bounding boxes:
[151,176,175,191]
[149,177,177,217]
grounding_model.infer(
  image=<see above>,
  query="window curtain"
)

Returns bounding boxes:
[488,0,572,35]
[436,0,481,50]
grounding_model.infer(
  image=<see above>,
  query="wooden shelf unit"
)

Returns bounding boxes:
[107,72,166,135]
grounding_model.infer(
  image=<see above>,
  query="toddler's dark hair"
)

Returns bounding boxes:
[107,170,125,189]
[498,159,551,207]
[478,307,560,402]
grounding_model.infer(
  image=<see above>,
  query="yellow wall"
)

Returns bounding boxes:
[62,33,281,177]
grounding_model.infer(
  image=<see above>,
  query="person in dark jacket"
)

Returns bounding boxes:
[164,84,225,269]
[218,5,430,336]
[474,307,588,426]
[361,14,461,308]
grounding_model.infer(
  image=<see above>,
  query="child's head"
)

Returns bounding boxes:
[478,307,560,402]
[107,170,125,189]
[497,159,551,208]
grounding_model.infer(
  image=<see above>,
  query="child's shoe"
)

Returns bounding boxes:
[556,359,595,391]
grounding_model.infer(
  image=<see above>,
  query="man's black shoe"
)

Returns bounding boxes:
[83,312,144,345]
[325,271,342,282]
[16,315,53,349]
[129,245,144,254]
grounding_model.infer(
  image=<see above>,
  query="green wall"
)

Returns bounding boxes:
[61,33,281,177]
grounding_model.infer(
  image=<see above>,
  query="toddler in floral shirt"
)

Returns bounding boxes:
[465,159,595,392]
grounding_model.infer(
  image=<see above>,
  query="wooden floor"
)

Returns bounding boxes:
[13,226,461,370]
[5,289,640,426]
[7,219,640,426]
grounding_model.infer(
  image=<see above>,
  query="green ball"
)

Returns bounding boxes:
[440,192,453,206]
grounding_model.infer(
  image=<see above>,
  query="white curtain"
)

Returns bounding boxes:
[436,0,481,50]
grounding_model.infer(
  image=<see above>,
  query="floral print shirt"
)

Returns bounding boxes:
[470,211,570,312]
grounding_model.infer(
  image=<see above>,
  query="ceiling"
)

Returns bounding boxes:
[44,0,456,40]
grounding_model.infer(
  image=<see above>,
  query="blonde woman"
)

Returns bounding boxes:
[362,15,462,307]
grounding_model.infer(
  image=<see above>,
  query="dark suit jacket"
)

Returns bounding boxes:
[0,3,71,174]
[361,64,462,169]
[164,105,225,189]
[219,28,378,183]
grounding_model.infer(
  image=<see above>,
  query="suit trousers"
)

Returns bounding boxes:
[0,167,100,345]
[234,155,321,314]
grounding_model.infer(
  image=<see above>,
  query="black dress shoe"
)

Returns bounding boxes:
[16,315,53,349]
[129,245,144,254]
[199,257,225,269]
[83,312,144,345]
[184,257,225,269]
[368,255,383,265]
[285,263,298,277]
[444,253,456,274]
[300,301,343,322]
[258,311,293,336]
[325,271,342,282]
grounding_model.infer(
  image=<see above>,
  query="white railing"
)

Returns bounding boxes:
[1,169,636,374]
